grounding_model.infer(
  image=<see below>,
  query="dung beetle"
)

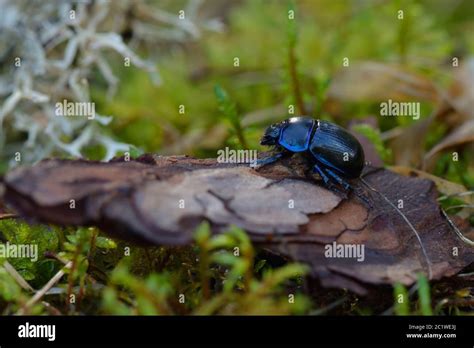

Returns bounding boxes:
[257,116,365,194]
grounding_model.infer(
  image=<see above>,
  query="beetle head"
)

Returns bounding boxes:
[260,122,284,145]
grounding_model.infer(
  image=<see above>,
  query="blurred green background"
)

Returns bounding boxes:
[88,0,473,185]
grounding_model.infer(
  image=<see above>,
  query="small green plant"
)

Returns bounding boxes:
[353,124,392,164]
[393,282,410,315]
[417,274,433,315]
[0,264,43,314]
[286,1,306,115]
[392,274,433,315]
[101,223,310,315]
[0,219,59,286]
[214,84,249,149]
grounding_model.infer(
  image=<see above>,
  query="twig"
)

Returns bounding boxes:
[440,208,474,247]
[2,260,35,292]
[0,213,18,220]
[17,261,72,315]
[437,190,474,201]
[41,301,63,316]
[457,271,474,278]
[445,204,474,211]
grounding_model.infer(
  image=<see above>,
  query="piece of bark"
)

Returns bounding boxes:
[3,154,473,294]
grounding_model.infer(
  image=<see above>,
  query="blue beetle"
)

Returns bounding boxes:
[258,116,365,193]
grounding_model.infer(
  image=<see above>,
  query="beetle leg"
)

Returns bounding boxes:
[252,151,285,168]
[312,164,330,185]
[312,164,346,197]
[323,167,374,206]
[324,168,374,207]
[353,184,374,208]
[324,168,352,192]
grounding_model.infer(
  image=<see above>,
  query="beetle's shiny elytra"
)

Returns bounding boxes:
[259,116,365,192]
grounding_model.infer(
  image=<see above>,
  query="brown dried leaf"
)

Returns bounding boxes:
[390,165,473,219]
[423,119,474,170]
[446,58,474,120]
[327,62,440,103]
[390,166,470,199]
[388,116,434,167]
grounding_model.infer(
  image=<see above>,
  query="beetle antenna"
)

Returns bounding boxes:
[359,176,433,280]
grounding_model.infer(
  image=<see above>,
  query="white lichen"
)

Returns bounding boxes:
[0,0,222,166]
